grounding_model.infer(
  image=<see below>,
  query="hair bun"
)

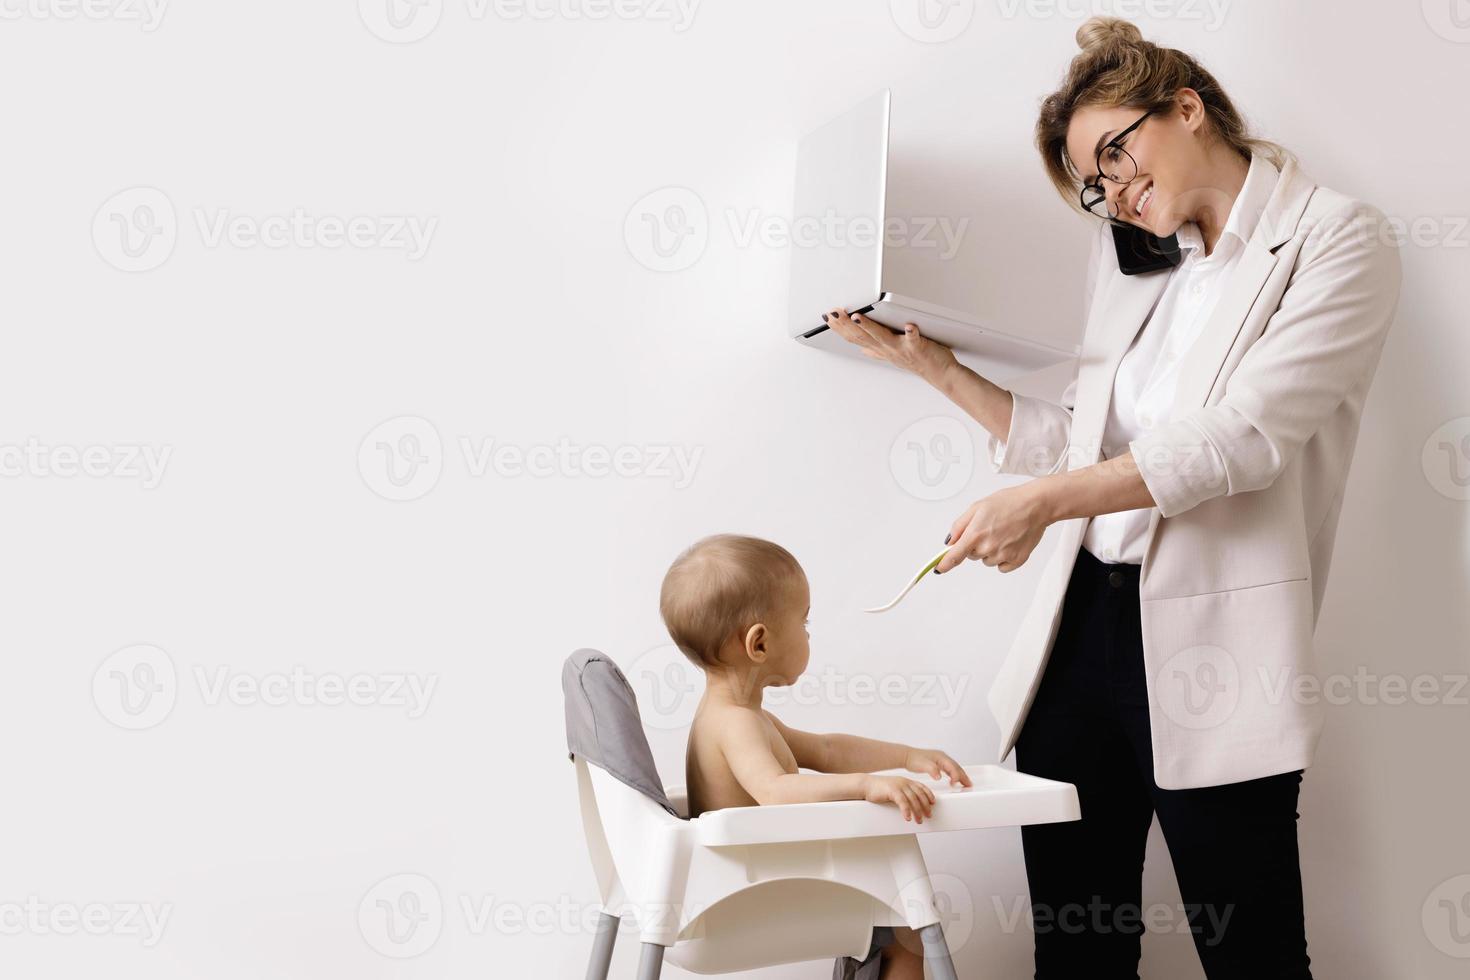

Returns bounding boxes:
[1075,16,1144,52]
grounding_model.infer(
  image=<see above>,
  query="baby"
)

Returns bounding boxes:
[659,533,973,980]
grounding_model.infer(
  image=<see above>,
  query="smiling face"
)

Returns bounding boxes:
[1067,89,1214,237]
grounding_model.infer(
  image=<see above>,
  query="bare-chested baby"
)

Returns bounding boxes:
[658,533,973,980]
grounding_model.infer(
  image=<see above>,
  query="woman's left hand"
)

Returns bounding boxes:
[936,482,1056,574]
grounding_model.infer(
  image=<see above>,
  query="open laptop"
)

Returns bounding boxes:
[789,89,1079,381]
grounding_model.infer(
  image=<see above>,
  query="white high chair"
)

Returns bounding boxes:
[565,649,1081,979]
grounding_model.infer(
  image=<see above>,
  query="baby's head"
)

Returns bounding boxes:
[659,534,810,686]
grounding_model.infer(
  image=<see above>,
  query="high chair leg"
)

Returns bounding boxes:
[635,942,665,980]
[919,923,959,980]
[584,912,618,980]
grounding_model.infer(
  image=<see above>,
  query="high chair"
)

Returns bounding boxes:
[564,649,1080,979]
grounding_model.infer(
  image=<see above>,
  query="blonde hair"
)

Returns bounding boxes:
[659,534,804,667]
[1035,16,1293,215]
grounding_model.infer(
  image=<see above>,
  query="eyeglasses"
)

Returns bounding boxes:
[1079,110,1152,220]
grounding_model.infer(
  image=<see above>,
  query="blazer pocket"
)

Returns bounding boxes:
[1140,574,1309,603]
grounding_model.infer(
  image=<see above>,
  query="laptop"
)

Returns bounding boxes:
[788,89,1079,381]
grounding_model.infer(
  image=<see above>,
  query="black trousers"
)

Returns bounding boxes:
[1014,545,1312,979]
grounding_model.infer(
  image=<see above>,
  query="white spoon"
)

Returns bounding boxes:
[864,545,951,613]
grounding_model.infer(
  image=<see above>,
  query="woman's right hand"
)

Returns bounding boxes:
[822,307,958,387]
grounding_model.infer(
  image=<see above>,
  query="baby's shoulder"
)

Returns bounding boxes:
[690,701,768,746]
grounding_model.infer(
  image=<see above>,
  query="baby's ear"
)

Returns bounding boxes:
[742,623,768,663]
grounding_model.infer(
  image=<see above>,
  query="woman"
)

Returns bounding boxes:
[825,16,1400,979]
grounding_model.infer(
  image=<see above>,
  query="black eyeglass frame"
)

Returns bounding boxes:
[1079,110,1154,221]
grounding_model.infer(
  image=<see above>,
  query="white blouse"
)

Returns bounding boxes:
[992,152,1280,564]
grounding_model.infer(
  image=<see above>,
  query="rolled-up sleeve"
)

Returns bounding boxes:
[988,384,1078,476]
[1127,202,1402,518]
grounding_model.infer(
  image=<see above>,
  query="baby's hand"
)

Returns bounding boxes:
[864,775,937,823]
[905,748,973,788]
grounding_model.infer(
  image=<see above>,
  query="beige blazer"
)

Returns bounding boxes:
[987,155,1402,789]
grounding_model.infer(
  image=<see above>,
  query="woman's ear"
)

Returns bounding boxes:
[742,623,768,664]
[1174,87,1206,133]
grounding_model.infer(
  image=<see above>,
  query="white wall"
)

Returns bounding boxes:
[3,2,1466,978]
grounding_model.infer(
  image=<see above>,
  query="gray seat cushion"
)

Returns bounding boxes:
[563,648,680,819]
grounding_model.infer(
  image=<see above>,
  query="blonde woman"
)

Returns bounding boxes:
[825,17,1400,977]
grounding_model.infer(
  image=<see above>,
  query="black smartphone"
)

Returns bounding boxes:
[1111,222,1181,276]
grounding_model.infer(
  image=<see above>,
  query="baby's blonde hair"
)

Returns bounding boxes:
[659,534,804,668]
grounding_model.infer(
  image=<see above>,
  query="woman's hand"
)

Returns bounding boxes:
[821,307,957,386]
[904,748,973,788]
[936,482,1057,575]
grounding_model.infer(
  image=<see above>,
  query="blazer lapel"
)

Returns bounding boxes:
[1070,156,1321,478]
[1165,242,1279,415]
[1133,157,1318,577]
[1068,265,1171,470]
[1167,156,1318,416]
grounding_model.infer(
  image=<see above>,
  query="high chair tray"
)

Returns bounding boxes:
[691,764,1079,847]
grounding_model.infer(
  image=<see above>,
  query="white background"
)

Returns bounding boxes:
[2,1,1467,977]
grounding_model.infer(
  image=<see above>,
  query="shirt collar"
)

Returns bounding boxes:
[1172,152,1280,259]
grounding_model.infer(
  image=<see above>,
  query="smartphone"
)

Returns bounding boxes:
[1111,222,1181,276]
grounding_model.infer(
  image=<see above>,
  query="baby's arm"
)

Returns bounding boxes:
[766,712,973,788]
[720,710,936,822]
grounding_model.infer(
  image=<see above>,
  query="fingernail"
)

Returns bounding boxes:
[822,313,828,321]
[934,566,942,575]
[944,533,951,545]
